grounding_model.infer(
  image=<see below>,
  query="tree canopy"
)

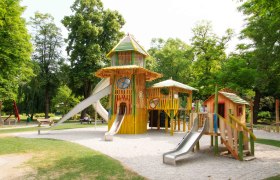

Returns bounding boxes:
[29,12,64,118]
[148,38,193,84]
[62,0,125,117]
[0,0,33,101]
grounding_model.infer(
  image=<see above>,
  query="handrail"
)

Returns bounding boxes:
[218,115,237,130]
[229,114,256,140]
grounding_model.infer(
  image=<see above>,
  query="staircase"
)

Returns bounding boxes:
[218,114,256,161]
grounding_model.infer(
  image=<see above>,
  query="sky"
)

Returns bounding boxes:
[21,0,245,53]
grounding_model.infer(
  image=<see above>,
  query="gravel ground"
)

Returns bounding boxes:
[15,127,280,180]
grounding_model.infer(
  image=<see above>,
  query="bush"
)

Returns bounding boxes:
[258,111,271,119]
[34,113,56,118]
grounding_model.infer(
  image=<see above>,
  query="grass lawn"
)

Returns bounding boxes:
[256,138,280,148]
[0,123,104,134]
[0,137,144,179]
[265,175,280,180]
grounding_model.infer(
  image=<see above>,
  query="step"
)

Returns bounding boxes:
[243,156,256,161]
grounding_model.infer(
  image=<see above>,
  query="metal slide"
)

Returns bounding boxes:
[52,79,111,127]
[163,117,208,165]
[104,108,126,141]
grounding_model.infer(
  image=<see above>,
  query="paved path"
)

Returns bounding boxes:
[15,127,280,180]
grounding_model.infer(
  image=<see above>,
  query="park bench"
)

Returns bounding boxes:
[37,118,54,127]
[80,117,92,124]
[5,118,17,125]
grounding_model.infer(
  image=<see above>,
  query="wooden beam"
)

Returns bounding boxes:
[157,110,160,130]
[165,113,168,133]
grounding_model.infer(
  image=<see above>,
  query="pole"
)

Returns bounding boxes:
[95,110,97,128]
[214,85,219,155]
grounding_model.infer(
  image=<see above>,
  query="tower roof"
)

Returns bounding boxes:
[150,79,198,91]
[95,65,162,81]
[106,34,149,57]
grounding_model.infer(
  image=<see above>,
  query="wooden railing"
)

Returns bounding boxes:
[188,112,256,160]
[218,114,255,160]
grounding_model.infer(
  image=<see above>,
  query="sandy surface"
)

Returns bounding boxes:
[0,154,34,180]
[13,127,280,180]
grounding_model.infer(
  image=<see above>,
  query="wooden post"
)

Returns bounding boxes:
[170,110,174,136]
[250,134,255,155]
[196,141,200,151]
[188,114,191,132]
[276,99,279,133]
[0,101,2,126]
[157,111,160,130]
[132,75,136,133]
[183,111,186,132]
[178,117,180,131]
[174,115,177,131]
[165,114,168,133]
[214,85,219,155]
[238,131,244,161]
[250,101,254,129]
[111,76,115,115]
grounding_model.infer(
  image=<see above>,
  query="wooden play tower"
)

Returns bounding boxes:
[96,34,161,134]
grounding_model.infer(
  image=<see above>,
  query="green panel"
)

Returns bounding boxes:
[115,42,134,51]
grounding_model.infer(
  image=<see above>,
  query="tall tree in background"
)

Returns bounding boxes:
[191,21,233,99]
[30,12,64,118]
[0,0,32,124]
[62,0,124,118]
[238,0,280,123]
[148,38,193,84]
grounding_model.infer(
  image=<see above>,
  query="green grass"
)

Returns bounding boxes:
[265,175,280,180]
[0,123,105,134]
[256,138,280,148]
[0,137,144,179]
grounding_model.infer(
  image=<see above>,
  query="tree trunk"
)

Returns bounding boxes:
[45,85,49,118]
[81,81,92,119]
[0,101,3,125]
[276,98,279,133]
[253,89,261,124]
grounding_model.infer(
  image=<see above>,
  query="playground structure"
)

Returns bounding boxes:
[51,34,197,140]
[0,100,20,126]
[147,79,197,135]
[48,33,256,163]
[163,89,256,165]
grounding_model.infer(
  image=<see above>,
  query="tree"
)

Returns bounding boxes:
[190,21,233,99]
[0,0,33,124]
[216,47,257,100]
[52,85,80,115]
[238,0,280,123]
[148,38,193,84]
[62,0,125,118]
[30,12,64,118]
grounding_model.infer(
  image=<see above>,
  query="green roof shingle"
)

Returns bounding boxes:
[107,34,149,57]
